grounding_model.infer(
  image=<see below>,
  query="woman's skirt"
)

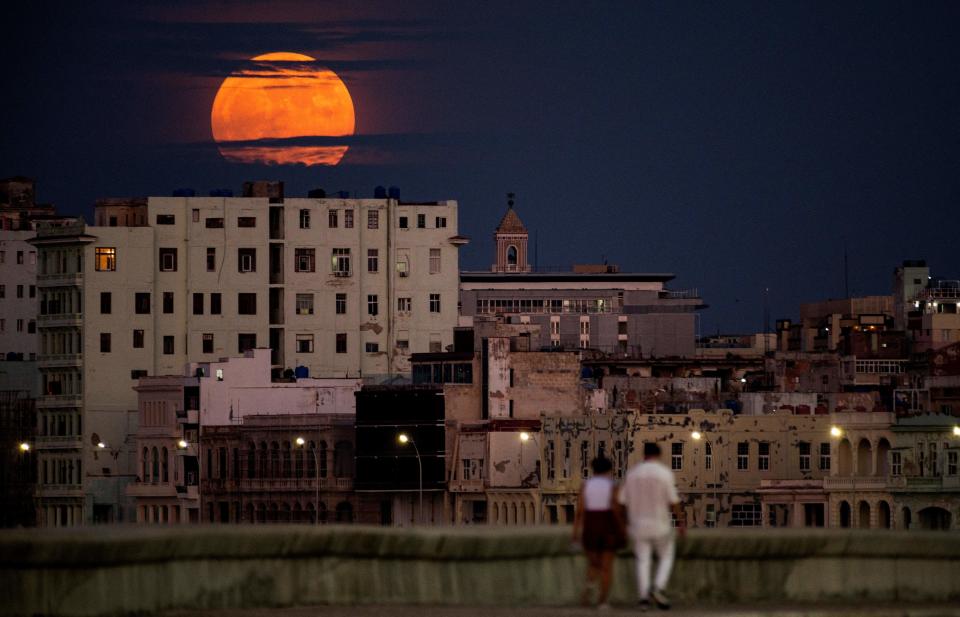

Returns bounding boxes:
[582,509,625,552]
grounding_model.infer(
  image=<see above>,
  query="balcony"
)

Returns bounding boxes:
[36,395,83,409]
[176,409,199,425]
[127,482,178,498]
[35,484,83,498]
[822,477,889,491]
[238,477,353,492]
[37,353,82,368]
[175,485,200,500]
[35,435,83,450]
[37,272,83,286]
[888,476,960,492]
[450,478,485,493]
[38,314,82,328]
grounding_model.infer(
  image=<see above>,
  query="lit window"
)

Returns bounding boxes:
[95,247,116,271]
[296,293,314,315]
[331,248,350,275]
[238,248,256,273]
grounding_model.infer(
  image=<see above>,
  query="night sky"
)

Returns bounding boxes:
[4,1,960,334]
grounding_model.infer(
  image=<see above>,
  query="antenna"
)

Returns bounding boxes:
[843,240,850,298]
[534,231,539,270]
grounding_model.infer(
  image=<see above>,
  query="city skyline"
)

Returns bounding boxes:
[4,1,960,332]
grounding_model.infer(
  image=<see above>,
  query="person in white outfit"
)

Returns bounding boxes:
[618,442,685,610]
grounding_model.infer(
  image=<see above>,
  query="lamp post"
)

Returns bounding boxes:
[519,431,543,524]
[295,436,320,524]
[398,433,423,524]
[691,430,718,527]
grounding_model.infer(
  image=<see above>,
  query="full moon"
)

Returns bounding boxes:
[211,52,356,166]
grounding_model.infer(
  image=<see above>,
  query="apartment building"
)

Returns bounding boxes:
[460,201,704,358]
[31,183,461,526]
[127,348,360,524]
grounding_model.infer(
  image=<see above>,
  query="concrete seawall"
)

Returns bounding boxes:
[3,526,960,616]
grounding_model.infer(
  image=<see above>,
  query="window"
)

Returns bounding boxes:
[95,247,116,271]
[758,442,770,471]
[159,248,177,272]
[367,249,379,273]
[299,209,310,229]
[429,248,441,274]
[16,250,23,264]
[100,292,111,314]
[156,214,175,225]
[238,333,256,353]
[205,217,224,228]
[131,370,147,380]
[705,441,713,470]
[359,341,378,353]
[618,320,628,335]
[399,216,408,229]
[417,214,426,228]
[100,333,111,353]
[238,248,256,273]
[435,216,446,228]
[163,336,174,355]
[948,451,958,476]
[429,293,441,313]
[29,285,35,298]
[295,248,316,272]
[193,293,203,315]
[368,210,379,229]
[396,337,409,350]
[238,293,256,315]
[211,293,222,315]
[344,210,353,228]
[671,442,683,470]
[819,443,831,471]
[135,293,151,314]
[296,334,314,353]
[737,442,749,470]
[396,257,409,277]
[336,333,347,354]
[331,248,350,275]
[730,503,762,526]
[397,297,411,312]
[202,333,214,354]
[133,330,144,348]
[16,285,23,298]
[163,292,174,314]
[705,504,716,528]
[237,216,256,228]
[367,294,378,316]
[328,210,338,228]
[891,451,902,476]
[192,209,200,222]
[580,441,590,478]
[296,293,314,315]
[799,442,811,472]
[0,285,4,298]
[335,293,347,314]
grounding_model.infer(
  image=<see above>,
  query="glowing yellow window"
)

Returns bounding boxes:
[95,247,116,271]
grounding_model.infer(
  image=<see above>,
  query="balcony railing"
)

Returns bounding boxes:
[37,314,82,328]
[237,477,353,491]
[822,477,888,491]
[37,272,83,285]
[36,395,83,409]
[37,353,82,367]
[35,435,83,450]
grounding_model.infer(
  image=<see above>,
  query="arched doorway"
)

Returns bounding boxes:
[839,501,851,528]
[875,439,891,476]
[856,439,872,476]
[838,440,853,476]
[858,501,871,529]
[878,501,891,529]
[918,507,952,530]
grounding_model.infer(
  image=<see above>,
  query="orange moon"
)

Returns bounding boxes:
[211,52,355,166]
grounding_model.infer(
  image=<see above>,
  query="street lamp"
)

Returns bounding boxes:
[830,426,843,438]
[691,429,718,527]
[177,439,189,449]
[952,426,960,438]
[519,431,543,523]
[18,442,30,452]
[295,436,320,525]
[398,433,423,524]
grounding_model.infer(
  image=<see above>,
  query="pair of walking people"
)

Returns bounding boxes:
[572,443,685,611]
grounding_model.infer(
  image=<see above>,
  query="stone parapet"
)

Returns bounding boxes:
[2,527,959,616]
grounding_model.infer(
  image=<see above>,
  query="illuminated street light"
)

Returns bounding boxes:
[97,441,107,449]
[953,426,960,437]
[19,442,30,452]
[691,431,702,441]
[177,439,188,449]
[519,431,531,442]
[295,436,320,525]
[830,426,843,438]
[397,433,423,524]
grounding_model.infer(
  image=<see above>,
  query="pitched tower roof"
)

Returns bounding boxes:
[495,205,527,234]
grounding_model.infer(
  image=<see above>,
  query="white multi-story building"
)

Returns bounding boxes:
[31,185,466,525]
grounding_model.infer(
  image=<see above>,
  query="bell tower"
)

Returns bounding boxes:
[493,193,530,273]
